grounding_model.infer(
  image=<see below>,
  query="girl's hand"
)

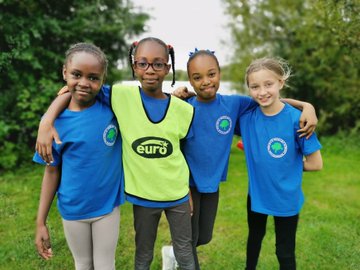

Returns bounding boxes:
[35,120,61,164]
[35,224,53,260]
[297,102,318,139]
[172,86,196,99]
[57,85,69,96]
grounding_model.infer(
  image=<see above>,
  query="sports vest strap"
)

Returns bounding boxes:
[111,84,194,201]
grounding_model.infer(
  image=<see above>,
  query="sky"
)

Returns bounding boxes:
[131,0,232,71]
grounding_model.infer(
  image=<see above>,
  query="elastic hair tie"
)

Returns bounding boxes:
[188,48,215,57]
[188,47,199,57]
[167,44,173,50]
[133,41,138,46]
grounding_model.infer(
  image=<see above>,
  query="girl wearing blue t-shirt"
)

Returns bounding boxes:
[174,49,319,270]
[34,43,124,270]
[35,38,196,270]
[240,57,323,270]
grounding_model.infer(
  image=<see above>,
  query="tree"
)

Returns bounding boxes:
[223,0,360,135]
[0,0,149,169]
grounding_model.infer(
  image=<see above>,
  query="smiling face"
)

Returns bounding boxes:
[187,54,220,102]
[247,68,285,114]
[133,40,170,97]
[63,51,105,110]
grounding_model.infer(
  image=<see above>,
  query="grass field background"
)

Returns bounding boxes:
[0,135,359,269]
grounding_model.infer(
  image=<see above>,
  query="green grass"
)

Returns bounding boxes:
[0,135,359,269]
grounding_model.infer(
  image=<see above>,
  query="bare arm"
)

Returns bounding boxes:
[282,99,318,139]
[36,93,71,163]
[35,165,60,260]
[303,150,323,171]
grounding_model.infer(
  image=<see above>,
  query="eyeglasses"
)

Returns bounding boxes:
[134,61,168,71]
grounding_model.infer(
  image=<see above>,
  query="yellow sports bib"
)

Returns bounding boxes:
[111,85,194,201]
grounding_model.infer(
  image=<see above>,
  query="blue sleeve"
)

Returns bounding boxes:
[293,108,322,155]
[32,144,62,166]
[96,84,111,106]
[238,95,258,117]
[33,152,47,165]
[233,95,257,136]
[297,132,322,156]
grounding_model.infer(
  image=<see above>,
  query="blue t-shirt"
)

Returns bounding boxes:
[99,85,191,208]
[183,94,256,192]
[239,103,322,216]
[33,100,124,220]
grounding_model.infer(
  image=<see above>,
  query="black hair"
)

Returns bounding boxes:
[128,37,176,87]
[186,49,220,77]
[65,43,108,76]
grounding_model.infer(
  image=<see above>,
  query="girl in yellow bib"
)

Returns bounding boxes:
[110,38,195,270]
[36,37,196,270]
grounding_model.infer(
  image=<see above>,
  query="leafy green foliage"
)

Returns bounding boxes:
[0,0,149,169]
[223,0,360,135]
[175,69,189,81]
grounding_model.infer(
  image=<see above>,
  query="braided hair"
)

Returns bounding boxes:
[128,37,176,87]
[187,49,220,77]
[186,48,220,76]
[65,43,108,76]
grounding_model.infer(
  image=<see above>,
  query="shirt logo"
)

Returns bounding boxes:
[216,116,232,135]
[132,136,173,158]
[267,138,287,158]
[103,124,118,146]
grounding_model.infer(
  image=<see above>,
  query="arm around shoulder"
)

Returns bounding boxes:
[36,93,71,163]
[282,99,318,139]
[171,86,196,99]
[303,150,323,171]
[42,92,71,123]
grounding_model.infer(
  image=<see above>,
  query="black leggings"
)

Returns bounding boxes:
[246,195,299,270]
[190,186,219,270]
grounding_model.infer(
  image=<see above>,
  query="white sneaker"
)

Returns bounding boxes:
[162,245,178,270]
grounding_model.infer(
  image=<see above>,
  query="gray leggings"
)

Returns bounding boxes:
[62,207,120,270]
[133,202,195,270]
